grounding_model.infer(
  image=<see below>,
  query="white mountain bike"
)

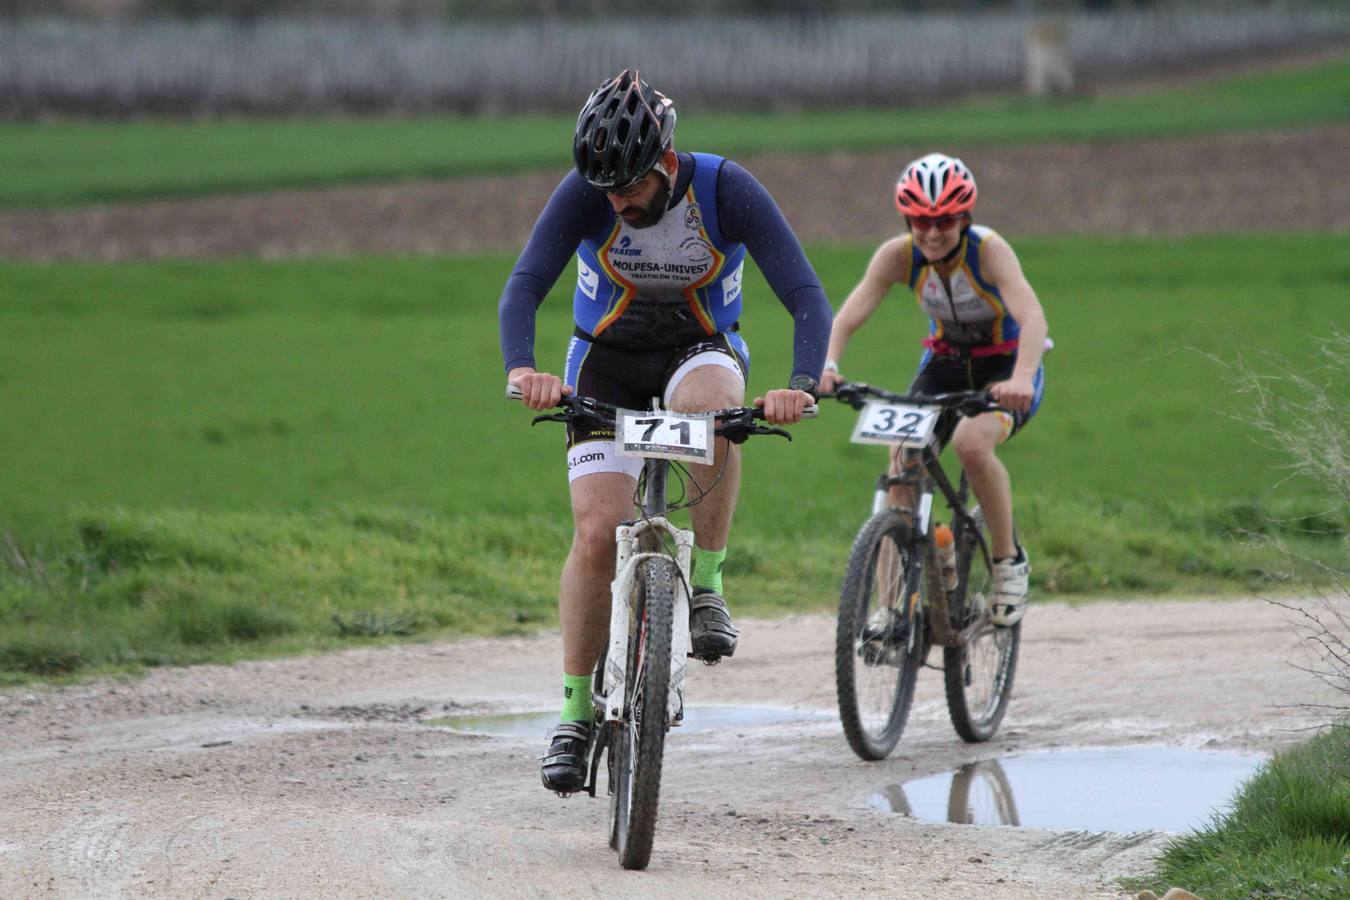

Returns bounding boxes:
[513,388,814,870]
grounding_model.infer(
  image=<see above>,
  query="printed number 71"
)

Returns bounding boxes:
[636,417,691,445]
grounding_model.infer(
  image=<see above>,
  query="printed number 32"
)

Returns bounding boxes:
[875,409,922,434]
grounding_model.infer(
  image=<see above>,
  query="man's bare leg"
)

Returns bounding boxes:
[560,471,638,677]
[668,364,745,658]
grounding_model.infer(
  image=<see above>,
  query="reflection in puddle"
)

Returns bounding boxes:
[428,705,830,736]
[868,747,1265,833]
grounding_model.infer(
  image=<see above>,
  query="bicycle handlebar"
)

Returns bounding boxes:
[830,382,1001,418]
[507,385,817,443]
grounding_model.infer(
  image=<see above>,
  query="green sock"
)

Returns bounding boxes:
[692,545,727,594]
[560,673,592,723]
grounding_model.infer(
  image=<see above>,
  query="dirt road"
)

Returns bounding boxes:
[2,125,1347,261]
[0,597,1338,898]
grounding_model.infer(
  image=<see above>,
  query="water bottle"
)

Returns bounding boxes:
[934,524,958,592]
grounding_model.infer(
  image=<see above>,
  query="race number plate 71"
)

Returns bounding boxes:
[617,410,713,463]
[850,401,940,449]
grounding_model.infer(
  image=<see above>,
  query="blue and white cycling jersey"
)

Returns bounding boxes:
[573,153,745,350]
[903,225,1020,352]
[497,152,830,385]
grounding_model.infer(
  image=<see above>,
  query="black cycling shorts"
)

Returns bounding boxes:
[562,331,750,451]
[908,351,1045,448]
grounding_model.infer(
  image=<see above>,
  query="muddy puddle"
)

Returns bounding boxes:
[867,746,1266,833]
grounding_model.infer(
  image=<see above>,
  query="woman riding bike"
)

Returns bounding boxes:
[820,153,1048,627]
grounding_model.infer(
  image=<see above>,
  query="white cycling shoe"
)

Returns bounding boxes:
[990,547,1029,627]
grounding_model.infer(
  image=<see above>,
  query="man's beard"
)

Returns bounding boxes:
[622,180,672,229]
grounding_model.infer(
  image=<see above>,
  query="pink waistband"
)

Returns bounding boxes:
[922,337,1019,358]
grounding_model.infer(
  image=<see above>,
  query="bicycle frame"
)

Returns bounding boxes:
[875,430,995,649]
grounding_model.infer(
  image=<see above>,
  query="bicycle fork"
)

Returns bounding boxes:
[602,517,693,728]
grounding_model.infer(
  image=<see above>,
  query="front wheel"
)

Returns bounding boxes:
[835,509,927,761]
[943,507,1020,743]
[608,557,674,870]
[946,759,1020,826]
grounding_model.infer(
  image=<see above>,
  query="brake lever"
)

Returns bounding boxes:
[959,396,1001,418]
[832,387,867,410]
[755,424,792,441]
[530,411,572,426]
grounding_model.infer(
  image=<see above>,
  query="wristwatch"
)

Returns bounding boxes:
[788,374,819,399]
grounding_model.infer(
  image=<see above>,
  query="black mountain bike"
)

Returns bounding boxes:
[517,388,810,869]
[831,382,1021,760]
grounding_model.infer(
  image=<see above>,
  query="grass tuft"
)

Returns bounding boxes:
[1129,727,1350,900]
[331,611,422,638]
[0,640,84,676]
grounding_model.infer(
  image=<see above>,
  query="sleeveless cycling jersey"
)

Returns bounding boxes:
[573,152,745,350]
[901,225,1019,352]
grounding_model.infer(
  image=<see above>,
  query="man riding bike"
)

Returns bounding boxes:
[819,153,1048,628]
[498,70,830,794]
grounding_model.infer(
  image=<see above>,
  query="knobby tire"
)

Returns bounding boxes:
[835,509,926,761]
[610,556,674,870]
[943,508,1020,743]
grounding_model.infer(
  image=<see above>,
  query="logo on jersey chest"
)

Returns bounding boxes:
[605,217,716,282]
[679,234,714,267]
[921,271,991,319]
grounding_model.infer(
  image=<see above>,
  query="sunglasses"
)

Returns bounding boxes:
[607,173,657,198]
[907,214,965,232]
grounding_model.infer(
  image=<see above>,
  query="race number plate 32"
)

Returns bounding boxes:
[617,409,713,463]
[851,401,940,449]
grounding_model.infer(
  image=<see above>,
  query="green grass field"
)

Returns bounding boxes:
[3,57,1347,208]
[1,234,1346,681]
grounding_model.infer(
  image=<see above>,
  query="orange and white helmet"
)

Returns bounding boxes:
[894,153,977,218]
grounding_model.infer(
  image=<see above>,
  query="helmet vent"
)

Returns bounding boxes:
[894,152,977,219]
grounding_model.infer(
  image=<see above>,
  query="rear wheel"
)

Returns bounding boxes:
[943,507,1020,743]
[609,557,674,870]
[835,509,927,761]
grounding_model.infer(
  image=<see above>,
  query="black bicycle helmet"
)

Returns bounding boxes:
[572,69,676,192]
